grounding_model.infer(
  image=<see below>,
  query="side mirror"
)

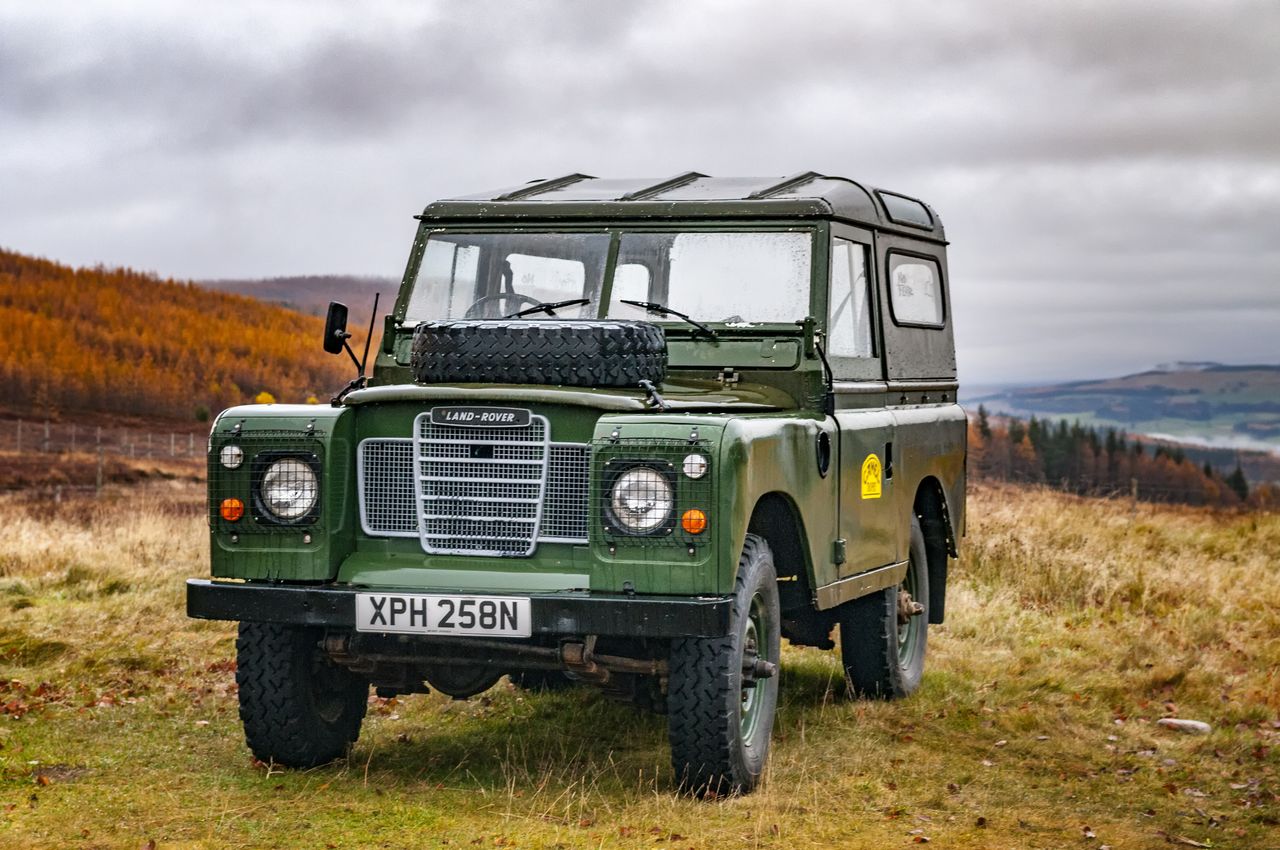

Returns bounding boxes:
[324,302,350,354]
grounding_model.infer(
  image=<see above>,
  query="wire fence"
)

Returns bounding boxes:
[0,417,208,499]
[0,417,205,459]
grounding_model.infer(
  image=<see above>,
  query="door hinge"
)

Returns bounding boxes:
[833,538,847,565]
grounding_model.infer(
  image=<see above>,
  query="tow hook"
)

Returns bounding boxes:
[897,590,924,625]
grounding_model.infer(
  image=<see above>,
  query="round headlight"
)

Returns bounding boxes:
[609,467,674,534]
[259,458,318,521]
[219,444,244,469]
[681,453,708,479]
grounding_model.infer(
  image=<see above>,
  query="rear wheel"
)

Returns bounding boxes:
[667,534,780,795]
[236,623,368,767]
[423,665,504,699]
[838,515,929,699]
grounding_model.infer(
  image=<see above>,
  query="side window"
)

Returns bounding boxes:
[828,238,874,358]
[888,254,944,327]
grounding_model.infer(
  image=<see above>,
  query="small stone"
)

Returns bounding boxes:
[1157,718,1211,734]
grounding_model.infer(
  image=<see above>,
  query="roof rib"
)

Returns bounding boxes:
[495,173,595,201]
[616,171,708,201]
[746,171,826,200]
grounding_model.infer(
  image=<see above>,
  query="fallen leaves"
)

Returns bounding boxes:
[1,679,65,718]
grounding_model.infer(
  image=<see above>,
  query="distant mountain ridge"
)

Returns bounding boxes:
[974,362,1280,452]
[201,275,399,333]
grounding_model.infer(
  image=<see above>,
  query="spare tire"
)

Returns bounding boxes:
[411,319,666,388]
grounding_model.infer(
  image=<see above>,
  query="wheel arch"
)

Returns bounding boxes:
[746,492,835,648]
[913,476,955,624]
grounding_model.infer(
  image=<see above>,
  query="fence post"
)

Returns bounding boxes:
[15,420,20,454]
[97,446,104,497]
[96,426,102,449]
[1130,477,1139,513]
[147,432,152,457]
[71,423,77,454]
[188,433,194,455]
[171,432,176,457]
[43,420,50,453]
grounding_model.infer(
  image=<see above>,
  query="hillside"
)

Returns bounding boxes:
[974,362,1280,451]
[0,248,364,421]
[201,274,399,335]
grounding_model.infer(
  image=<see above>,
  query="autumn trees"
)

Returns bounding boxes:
[0,249,355,421]
[968,405,1269,508]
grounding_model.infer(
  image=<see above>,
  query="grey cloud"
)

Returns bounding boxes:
[1,0,1277,384]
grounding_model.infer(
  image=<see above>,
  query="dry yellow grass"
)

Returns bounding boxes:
[0,482,1276,849]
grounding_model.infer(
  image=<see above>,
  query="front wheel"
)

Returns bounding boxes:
[236,623,368,767]
[667,533,781,796]
[838,515,929,699]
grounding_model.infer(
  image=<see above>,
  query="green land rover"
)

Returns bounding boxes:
[188,172,966,795]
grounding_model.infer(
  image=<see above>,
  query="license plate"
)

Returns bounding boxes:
[355,592,531,637]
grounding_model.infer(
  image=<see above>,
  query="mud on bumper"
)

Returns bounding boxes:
[186,579,732,638]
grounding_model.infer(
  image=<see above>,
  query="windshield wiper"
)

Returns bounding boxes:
[620,300,718,339]
[504,298,590,319]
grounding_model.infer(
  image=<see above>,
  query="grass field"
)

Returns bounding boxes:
[1,483,1276,849]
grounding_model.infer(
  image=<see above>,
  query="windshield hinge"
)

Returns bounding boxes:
[638,380,669,412]
[718,368,740,387]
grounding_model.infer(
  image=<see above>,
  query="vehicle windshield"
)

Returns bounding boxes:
[403,229,812,325]
[405,232,611,321]
[607,231,811,324]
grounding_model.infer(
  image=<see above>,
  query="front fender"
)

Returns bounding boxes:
[717,414,836,596]
[208,404,357,581]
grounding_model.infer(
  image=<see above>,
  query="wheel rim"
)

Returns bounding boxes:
[740,592,772,742]
[897,556,923,667]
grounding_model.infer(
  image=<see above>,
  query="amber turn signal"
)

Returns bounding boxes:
[220,497,245,522]
[681,509,708,535]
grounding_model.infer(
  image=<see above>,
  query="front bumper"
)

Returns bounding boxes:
[185,579,732,638]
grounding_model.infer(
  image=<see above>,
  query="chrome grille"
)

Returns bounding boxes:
[357,439,417,536]
[359,431,592,547]
[414,412,548,556]
[542,445,590,541]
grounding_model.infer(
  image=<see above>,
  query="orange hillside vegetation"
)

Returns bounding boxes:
[0,247,360,421]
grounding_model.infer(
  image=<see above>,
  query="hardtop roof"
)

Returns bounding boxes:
[419,172,946,241]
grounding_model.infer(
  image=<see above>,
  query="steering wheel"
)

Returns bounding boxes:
[462,292,544,319]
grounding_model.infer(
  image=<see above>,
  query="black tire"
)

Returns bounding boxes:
[422,665,504,699]
[411,320,666,388]
[667,534,781,796]
[236,623,368,768]
[509,669,578,692]
[838,515,929,699]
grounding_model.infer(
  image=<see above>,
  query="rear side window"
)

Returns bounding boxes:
[877,191,933,228]
[888,254,944,327]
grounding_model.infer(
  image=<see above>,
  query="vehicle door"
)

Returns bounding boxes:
[828,224,899,576]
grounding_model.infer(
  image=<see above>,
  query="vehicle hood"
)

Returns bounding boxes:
[342,378,796,413]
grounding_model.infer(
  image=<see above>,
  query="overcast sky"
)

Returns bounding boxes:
[2,0,1277,384]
